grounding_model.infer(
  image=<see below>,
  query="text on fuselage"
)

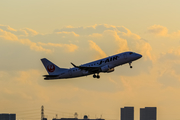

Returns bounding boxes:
[99,56,119,65]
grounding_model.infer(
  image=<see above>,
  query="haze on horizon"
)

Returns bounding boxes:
[1,0,180,120]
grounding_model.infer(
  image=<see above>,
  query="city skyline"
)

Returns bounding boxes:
[1,106,157,120]
[1,0,180,120]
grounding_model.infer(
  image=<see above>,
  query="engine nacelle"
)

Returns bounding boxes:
[101,65,114,73]
[107,68,114,73]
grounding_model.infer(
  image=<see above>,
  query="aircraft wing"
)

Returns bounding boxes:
[71,63,100,73]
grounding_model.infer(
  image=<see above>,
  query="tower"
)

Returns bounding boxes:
[41,106,44,120]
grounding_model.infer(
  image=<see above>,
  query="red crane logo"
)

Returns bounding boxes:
[47,64,55,72]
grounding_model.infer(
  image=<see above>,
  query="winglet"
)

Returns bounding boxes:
[71,62,78,68]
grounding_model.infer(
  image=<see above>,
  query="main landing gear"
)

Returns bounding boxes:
[129,62,133,68]
[93,73,100,79]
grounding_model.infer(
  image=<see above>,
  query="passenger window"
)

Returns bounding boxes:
[129,52,133,55]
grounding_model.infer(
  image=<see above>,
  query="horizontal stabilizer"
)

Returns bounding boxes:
[43,75,59,77]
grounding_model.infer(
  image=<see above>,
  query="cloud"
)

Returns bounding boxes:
[0,29,18,41]
[89,33,103,38]
[97,25,152,60]
[118,26,141,40]
[0,29,52,53]
[116,27,152,60]
[21,28,38,36]
[1,67,180,120]
[35,24,152,61]
[0,24,153,76]
[38,42,78,52]
[108,77,118,85]
[2,24,180,120]
[54,24,124,35]
[89,40,107,58]
[168,47,180,56]
[0,26,80,53]
[157,47,180,79]
[147,25,168,36]
[0,70,51,108]
[55,31,79,37]
[159,47,180,61]
[147,25,180,39]
[0,24,17,32]
[0,25,38,37]
[19,39,52,53]
[136,41,153,61]
[103,30,129,53]
[170,30,180,39]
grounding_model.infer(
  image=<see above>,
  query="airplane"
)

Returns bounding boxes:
[41,51,142,80]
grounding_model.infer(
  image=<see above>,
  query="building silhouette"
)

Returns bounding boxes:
[121,107,134,120]
[52,115,104,120]
[0,114,16,120]
[140,107,156,120]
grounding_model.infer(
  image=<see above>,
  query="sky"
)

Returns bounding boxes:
[1,0,180,120]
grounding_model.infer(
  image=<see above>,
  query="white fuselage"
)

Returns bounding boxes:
[49,52,142,79]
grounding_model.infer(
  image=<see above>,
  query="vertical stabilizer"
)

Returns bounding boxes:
[41,58,68,75]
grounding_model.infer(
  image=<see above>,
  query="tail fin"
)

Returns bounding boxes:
[41,58,68,75]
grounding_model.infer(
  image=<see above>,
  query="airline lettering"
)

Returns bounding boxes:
[99,56,119,65]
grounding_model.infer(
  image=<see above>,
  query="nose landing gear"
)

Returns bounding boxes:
[93,73,100,79]
[129,62,133,68]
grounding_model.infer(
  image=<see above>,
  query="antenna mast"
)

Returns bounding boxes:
[41,106,44,120]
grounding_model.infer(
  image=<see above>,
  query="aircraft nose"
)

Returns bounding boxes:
[138,54,142,58]
[135,53,142,59]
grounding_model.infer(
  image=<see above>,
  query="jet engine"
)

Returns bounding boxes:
[107,68,114,73]
[101,65,114,73]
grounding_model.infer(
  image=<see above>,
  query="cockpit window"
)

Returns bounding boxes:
[129,52,133,55]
